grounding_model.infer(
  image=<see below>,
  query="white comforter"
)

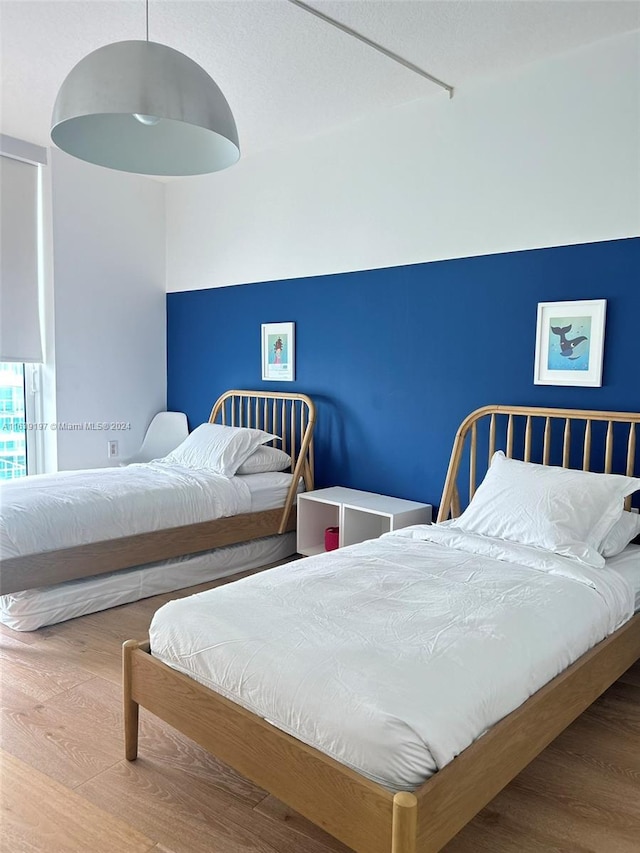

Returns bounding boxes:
[150,525,634,791]
[0,462,251,558]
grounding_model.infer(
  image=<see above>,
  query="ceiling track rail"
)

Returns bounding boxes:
[285,0,454,98]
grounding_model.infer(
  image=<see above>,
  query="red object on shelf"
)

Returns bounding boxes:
[324,526,340,551]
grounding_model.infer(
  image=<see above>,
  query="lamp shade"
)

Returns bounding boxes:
[51,40,240,176]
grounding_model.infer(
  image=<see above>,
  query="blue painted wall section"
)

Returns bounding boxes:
[167,238,639,509]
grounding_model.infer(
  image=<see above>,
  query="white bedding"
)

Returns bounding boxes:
[150,525,635,791]
[0,472,302,631]
[0,462,251,559]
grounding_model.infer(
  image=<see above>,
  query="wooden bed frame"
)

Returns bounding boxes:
[123,405,640,853]
[0,390,316,596]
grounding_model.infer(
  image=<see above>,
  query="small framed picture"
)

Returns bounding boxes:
[534,299,606,387]
[261,322,295,382]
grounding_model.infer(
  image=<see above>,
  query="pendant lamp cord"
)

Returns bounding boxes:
[145,0,149,41]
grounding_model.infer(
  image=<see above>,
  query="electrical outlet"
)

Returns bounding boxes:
[108,440,119,458]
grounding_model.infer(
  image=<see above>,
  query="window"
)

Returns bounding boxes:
[0,362,43,479]
[0,362,27,479]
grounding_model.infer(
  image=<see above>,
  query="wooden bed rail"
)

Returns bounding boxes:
[123,640,397,853]
[438,405,640,522]
[210,390,316,533]
[123,613,640,853]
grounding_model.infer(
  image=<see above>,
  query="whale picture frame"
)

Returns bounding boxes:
[534,299,606,387]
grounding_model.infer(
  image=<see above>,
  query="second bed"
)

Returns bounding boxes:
[0,471,302,631]
[0,390,315,630]
[124,404,640,853]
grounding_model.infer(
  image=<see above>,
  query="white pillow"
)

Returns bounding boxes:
[236,446,292,475]
[450,451,640,568]
[601,511,640,559]
[163,423,277,477]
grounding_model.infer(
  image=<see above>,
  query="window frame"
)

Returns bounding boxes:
[24,362,44,475]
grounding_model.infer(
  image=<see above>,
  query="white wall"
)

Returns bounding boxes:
[166,31,640,292]
[51,149,166,470]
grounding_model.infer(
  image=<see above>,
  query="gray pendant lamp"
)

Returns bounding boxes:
[51,3,239,176]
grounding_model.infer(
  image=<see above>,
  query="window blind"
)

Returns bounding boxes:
[0,154,43,362]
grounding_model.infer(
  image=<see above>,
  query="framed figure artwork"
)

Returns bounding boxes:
[262,322,295,382]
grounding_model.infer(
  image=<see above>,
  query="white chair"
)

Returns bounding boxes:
[121,411,189,464]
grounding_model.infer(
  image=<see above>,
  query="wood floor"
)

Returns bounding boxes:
[1,566,639,853]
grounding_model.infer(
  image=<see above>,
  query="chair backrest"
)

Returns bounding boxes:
[135,411,189,462]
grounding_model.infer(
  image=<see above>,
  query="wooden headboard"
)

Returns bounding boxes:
[210,390,316,533]
[438,405,640,523]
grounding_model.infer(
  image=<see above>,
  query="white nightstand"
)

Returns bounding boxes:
[297,487,432,557]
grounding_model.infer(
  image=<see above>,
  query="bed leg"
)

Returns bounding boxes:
[392,792,418,853]
[122,639,140,761]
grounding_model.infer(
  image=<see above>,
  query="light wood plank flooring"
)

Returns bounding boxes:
[1,567,639,853]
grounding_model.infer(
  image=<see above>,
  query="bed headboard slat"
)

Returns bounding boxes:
[562,419,571,467]
[543,416,551,465]
[604,421,614,473]
[583,420,592,471]
[438,405,640,522]
[625,423,637,510]
[524,415,533,463]
[469,422,477,501]
[506,414,514,458]
[628,423,637,479]
[488,413,496,463]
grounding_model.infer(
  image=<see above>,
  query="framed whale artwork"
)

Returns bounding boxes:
[534,299,607,387]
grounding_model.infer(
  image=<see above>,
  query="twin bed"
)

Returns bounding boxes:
[123,404,640,853]
[0,390,316,630]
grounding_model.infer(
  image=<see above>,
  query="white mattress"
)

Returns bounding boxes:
[0,533,296,632]
[150,526,634,792]
[240,472,302,512]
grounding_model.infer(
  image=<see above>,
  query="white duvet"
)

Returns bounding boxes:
[150,525,635,791]
[0,462,251,559]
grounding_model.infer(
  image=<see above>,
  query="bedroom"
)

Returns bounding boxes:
[1,1,639,851]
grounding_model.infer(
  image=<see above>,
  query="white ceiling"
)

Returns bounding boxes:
[1,0,639,160]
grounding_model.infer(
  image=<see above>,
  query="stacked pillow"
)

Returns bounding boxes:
[449,451,640,568]
[236,445,292,475]
[163,423,282,478]
[601,511,640,558]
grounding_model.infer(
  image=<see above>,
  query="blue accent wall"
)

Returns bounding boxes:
[167,238,639,509]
